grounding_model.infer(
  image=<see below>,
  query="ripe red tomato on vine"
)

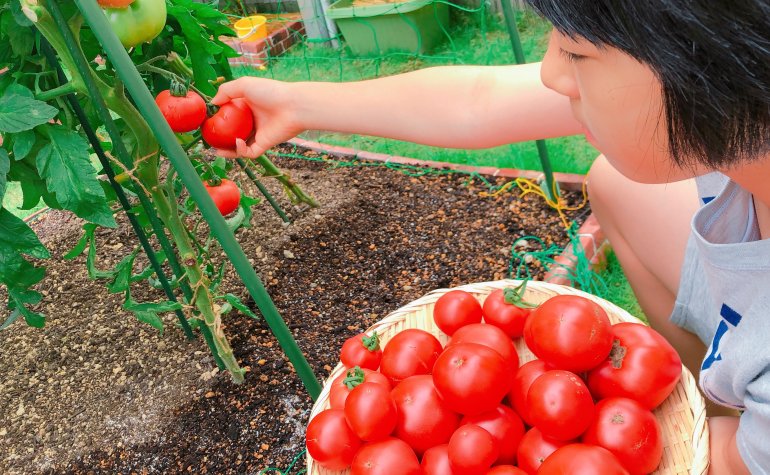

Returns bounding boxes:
[155,88,207,133]
[204,179,241,216]
[202,100,254,150]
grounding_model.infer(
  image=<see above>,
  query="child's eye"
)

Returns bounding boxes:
[559,49,586,63]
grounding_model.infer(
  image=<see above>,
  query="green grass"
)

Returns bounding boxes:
[234,9,598,174]
[598,250,646,322]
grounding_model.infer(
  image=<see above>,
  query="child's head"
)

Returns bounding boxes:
[526,1,770,183]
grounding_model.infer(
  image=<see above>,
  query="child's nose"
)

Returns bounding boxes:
[540,31,580,99]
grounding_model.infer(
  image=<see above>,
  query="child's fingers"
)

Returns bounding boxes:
[211,78,248,105]
[236,138,264,159]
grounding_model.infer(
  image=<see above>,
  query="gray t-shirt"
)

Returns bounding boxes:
[670,172,770,474]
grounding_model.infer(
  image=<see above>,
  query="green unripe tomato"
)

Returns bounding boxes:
[102,0,167,49]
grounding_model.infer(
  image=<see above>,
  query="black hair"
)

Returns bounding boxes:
[526,0,770,169]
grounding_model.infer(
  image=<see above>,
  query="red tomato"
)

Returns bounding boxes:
[421,444,454,475]
[485,466,528,475]
[155,89,207,133]
[582,397,663,475]
[527,370,594,441]
[351,438,422,475]
[448,424,499,475]
[344,382,397,441]
[306,409,361,470]
[391,375,460,455]
[507,359,550,426]
[517,427,573,474]
[448,323,519,370]
[201,100,254,149]
[482,288,531,338]
[433,342,512,415]
[433,290,483,335]
[460,404,525,465]
[329,367,390,409]
[587,322,682,409]
[537,444,629,475]
[204,179,241,216]
[380,329,443,385]
[523,295,613,372]
[340,332,382,371]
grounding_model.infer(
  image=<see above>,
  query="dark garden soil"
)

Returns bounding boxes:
[0,144,589,474]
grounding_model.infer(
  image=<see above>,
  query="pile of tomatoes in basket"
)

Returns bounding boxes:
[306,287,683,475]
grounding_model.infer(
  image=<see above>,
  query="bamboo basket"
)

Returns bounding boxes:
[307,280,709,475]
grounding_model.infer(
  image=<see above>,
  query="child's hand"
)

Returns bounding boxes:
[210,77,302,159]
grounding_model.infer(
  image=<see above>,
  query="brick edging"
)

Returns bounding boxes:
[285,137,609,286]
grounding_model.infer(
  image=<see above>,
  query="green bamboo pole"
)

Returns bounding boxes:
[43,1,229,369]
[73,0,321,398]
[501,0,559,201]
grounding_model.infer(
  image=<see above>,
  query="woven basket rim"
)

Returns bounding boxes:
[306,280,710,475]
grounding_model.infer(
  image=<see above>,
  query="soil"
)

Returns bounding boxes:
[0,143,589,474]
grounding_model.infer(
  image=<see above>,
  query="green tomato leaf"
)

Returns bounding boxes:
[0,148,9,204]
[63,224,97,260]
[36,126,116,227]
[123,291,183,334]
[108,248,139,294]
[0,309,22,331]
[222,293,259,320]
[9,288,45,328]
[0,207,49,261]
[0,92,58,133]
[12,129,36,160]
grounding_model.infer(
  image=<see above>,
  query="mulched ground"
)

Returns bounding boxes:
[0,144,589,474]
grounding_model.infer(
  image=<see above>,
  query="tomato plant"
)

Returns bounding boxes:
[340,332,382,371]
[329,367,391,410]
[201,100,254,150]
[306,409,362,470]
[482,287,531,338]
[527,370,594,441]
[421,444,453,475]
[536,444,629,475]
[350,438,422,475]
[390,375,460,455]
[344,382,397,441]
[447,424,499,475]
[432,342,512,415]
[3,0,317,384]
[523,295,613,372]
[507,359,550,426]
[587,322,682,409]
[102,0,167,48]
[204,178,241,216]
[582,397,663,475]
[517,427,573,474]
[433,289,483,335]
[155,85,207,133]
[460,404,525,465]
[380,329,443,385]
[447,323,519,370]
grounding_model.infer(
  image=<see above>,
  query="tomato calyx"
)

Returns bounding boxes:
[609,339,627,369]
[502,281,538,309]
[206,103,220,117]
[169,76,189,98]
[361,333,380,352]
[343,366,366,390]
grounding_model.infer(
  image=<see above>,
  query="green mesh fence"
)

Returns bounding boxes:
[218,1,598,174]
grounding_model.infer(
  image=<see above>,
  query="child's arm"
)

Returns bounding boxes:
[211,63,583,158]
[708,416,750,474]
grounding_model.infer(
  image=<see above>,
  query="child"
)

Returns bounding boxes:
[213,1,770,472]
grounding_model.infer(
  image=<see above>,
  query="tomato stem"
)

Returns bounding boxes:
[503,280,538,309]
[343,366,366,389]
[362,333,380,352]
